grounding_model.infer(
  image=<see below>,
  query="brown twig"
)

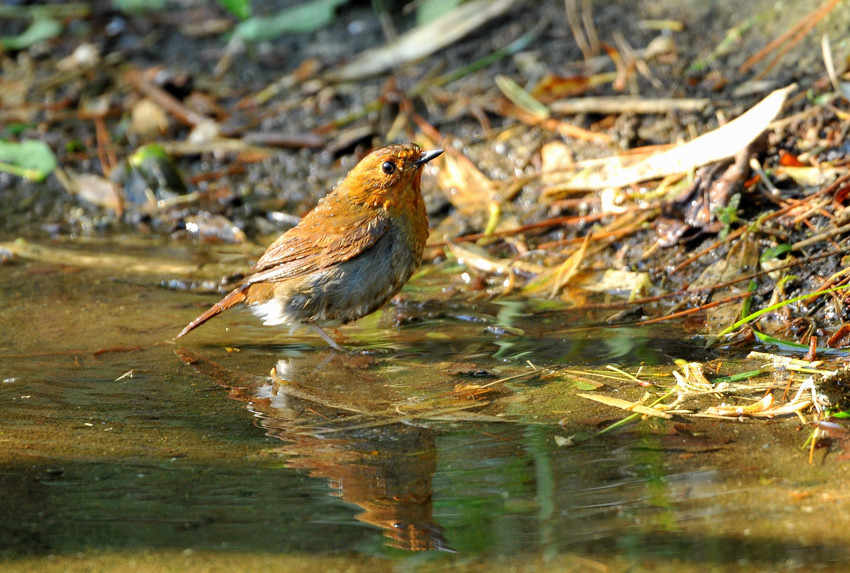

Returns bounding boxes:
[564,0,593,61]
[738,0,842,76]
[94,117,117,176]
[242,132,325,149]
[669,226,748,274]
[124,69,211,127]
[536,212,653,250]
[625,290,754,326]
[549,96,711,115]
[792,222,850,251]
[427,206,654,249]
[93,116,123,217]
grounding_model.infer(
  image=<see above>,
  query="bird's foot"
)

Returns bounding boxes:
[308,322,349,353]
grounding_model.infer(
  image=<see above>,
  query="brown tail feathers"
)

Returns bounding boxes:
[175,284,250,339]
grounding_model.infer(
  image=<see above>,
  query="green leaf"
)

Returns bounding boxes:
[712,193,740,240]
[112,0,166,14]
[0,140,57,181]
[752,330,850,356]
[574,381,602,391]
[3,123,35,137]
[776,274,798,289]
[710,369,762,384]
[234,0,348,41]
[416,0,460,26]
[495,75,550,121]
[218,0,251,20]
[760,243,791,262]
[740,280,756,319]
[718,283,850,337]
[1,15,61,50]
[752,330,808,350]
[65,140,84,153]
[129,143,170,166]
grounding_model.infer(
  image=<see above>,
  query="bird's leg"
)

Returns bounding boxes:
[308,322,347,352]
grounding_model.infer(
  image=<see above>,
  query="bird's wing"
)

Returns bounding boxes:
[244,208,390,284]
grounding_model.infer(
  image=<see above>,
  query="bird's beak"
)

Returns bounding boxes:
[412,148,444,166]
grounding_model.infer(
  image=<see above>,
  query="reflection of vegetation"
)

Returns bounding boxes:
[525,425,557,560]
[432,431,536,553]
[615,432,679,558]
[634,434,676,531]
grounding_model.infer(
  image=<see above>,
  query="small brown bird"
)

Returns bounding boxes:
[176,143,443,350]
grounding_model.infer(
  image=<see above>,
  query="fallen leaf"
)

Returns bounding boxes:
[434,148,497,215]
[549,235,590,298]
[0,140,57,181]
[578,393,672,419]
[327,0,518,81]
[544,84,794,192]
[234,0,347,41]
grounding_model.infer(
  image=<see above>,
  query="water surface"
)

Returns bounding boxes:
[2,242,849,572]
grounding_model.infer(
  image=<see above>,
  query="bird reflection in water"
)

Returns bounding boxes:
[176,348,454,551]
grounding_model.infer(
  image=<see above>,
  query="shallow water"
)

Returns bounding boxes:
[3,241,850,572]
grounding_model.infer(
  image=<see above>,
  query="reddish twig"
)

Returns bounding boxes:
[624,290,753,326]
[124,69,211,127]
[738,0,842,76]
[669,226,747,274]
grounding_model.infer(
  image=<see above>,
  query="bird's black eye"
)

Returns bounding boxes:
[381,161,396,174]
